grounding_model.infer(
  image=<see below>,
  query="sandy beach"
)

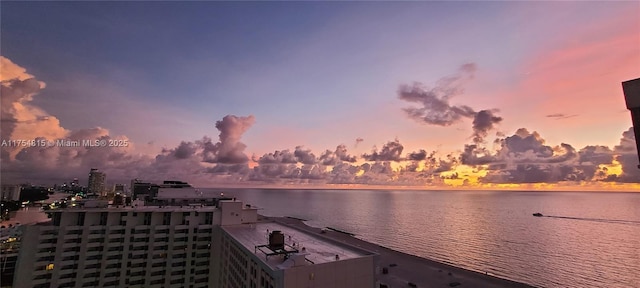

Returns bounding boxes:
[271,216,535,288]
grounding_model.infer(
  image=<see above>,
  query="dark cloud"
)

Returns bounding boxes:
[257,150,297,164]
[171,141,198,159]
[407,149,427,161]
[472,110,503,143]
[398,63,502,143]
[398,64,477,126]
[613,127,640,182]
[319,144,357,165]
[503,128,553,157]
[546,113,578,120]
[294,146,317,165]
[460,144,497,166]
[362,140,404,162]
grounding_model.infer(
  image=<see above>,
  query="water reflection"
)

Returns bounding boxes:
[220,189,640,288]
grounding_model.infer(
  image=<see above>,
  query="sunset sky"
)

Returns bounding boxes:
[1,2,639,190]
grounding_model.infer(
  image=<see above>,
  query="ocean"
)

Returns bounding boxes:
[209,189,640,288]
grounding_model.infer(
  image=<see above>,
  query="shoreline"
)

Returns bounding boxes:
[269,215,536,288]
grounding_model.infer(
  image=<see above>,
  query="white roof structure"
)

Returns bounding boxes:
[222,222,371,269]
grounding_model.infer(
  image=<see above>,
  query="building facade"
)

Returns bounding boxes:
[14,198,377,288]
[14,206,220,288]
[87,169,106,196]
[1,185,21,201]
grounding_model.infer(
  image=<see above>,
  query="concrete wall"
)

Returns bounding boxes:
[241,208,258,223]
[282,256,376,288]
[219,200,243,226]
[13,225,40,288]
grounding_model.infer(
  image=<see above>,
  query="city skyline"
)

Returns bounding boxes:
[1,2,639,190]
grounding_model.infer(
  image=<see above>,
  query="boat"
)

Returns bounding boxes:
[532,213,543,217]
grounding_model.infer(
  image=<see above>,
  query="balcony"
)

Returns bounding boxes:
[61,251,78,258]
[59,259,77,267]
[82,267,101,274]
[86,241,103,247]
[86,250,102,256]
[63,234,82,240]
[32,269,51,276]
[64,225,82,231]
[89,225,105,231]
[87,233,103,240]
[32,277,51,286]
[36,243,56,250]
[174,225,188,230]
[40,233,58,239]
[107,233,124,239]
[104,258,121,266]
[130,250,147,257]
[151,256,167,264]
[149,273,165,282]
[106,249,123,256]
[102,275,119,284]
[35,250,55,257]
[83,258,100,266]
[130,257,147,265]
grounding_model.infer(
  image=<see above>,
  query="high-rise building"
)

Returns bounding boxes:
[1,185,21,201]
[113,184,126,195]
[87,169,106,196]
[622,78,640,167]
[15,204,220,288]
[13,184,378,288]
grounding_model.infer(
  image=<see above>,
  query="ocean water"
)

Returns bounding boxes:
[211,189,640,288]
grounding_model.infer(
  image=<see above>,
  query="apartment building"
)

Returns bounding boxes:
[13,196,377,288]
[217,221,377,288]
[14,205,222,288]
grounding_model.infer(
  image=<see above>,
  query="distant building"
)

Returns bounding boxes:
[113,184,126,195]
[131,179,159,201]
[87,168,106,196]
[71,178,79,187]
[1,185,21,202]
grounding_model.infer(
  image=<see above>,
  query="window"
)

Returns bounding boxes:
[53,213,61,226]
[163,212,171,225]
[99,212,108,225]
[84,272,100,278]
[77,212,85,226]
[46,263,54,271]
[144,212,152,225]
[205,212,213,225]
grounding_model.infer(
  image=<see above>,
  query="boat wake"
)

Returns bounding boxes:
[542,215,640,226]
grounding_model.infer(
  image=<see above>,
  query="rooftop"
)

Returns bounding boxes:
[156,187,225,199]
[222,222,372,270]
[50,205,219,213]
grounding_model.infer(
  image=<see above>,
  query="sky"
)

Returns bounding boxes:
[1,1,639,190]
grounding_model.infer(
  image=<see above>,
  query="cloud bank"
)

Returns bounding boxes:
[1,57,637,189]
